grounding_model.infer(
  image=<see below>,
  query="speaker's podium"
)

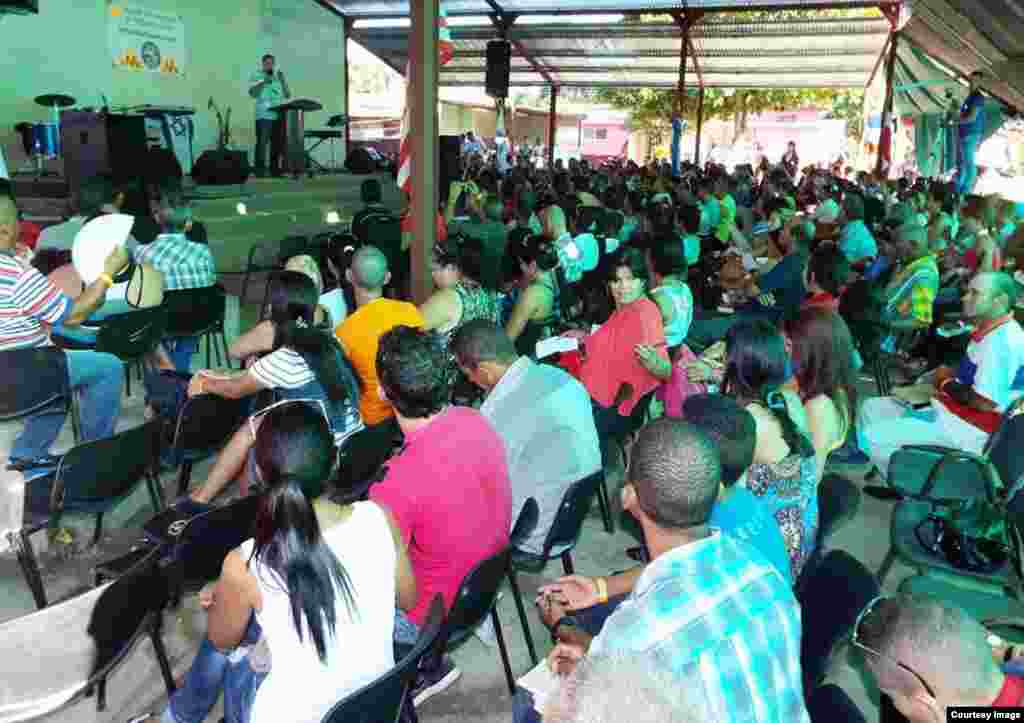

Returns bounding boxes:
[271,98,323,177]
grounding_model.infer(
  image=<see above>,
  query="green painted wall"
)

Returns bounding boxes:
[0,0,346,172]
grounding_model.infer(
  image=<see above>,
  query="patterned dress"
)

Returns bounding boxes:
[746,452,819,581]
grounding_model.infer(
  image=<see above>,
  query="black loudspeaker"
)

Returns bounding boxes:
[439,135,462,204]
[345,147,376,175]
[143,148,182,187]
[191,149,250,185]
[61,111,148,198]
[486,40,511,99]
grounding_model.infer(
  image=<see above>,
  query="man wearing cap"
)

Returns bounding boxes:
[0,195,126,471]
[838,193,877,264]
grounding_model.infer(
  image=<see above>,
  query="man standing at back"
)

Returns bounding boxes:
[336,246,423,468]
[370,325,511,705]
[454,194,507,291]
[451,321,600,555]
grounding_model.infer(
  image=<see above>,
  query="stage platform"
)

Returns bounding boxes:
[192,172,402,274]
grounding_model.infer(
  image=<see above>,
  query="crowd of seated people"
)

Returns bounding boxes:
[6,141,1024,723]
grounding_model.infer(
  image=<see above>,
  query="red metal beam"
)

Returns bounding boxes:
[878,2,901,29]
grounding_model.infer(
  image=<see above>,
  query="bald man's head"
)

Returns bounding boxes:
[348,245,389,292]
[0,196,18,250]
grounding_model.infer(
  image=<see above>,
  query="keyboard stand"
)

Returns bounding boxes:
[305,131,344,174]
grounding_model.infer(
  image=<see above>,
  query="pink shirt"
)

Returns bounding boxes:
[370,406,512,625]
[580,297,667,416]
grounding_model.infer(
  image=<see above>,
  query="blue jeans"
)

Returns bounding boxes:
[11,350,123,460]
[50,299,136,346]
[164,337,200,373]
[513,688,543,723]
[395,608,420,646]
[957,134,981,196]
[163,614,267,723]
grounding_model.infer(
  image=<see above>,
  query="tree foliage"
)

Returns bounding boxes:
[594,8,875,143]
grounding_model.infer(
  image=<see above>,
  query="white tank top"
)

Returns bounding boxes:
[240,501,397,723]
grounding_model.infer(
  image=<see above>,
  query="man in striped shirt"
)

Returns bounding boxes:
[516,420,808,723]
[0,195,127,469]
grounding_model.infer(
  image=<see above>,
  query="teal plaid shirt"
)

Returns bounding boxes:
[589,531,809,723]
[135,233,216,291]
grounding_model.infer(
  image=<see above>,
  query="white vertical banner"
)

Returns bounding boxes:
[108,2,186,76]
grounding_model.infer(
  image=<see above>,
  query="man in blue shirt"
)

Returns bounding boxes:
[956,72,986,197]
[248,53,290,178]
[520,420,807,723]
[838,193,878,264]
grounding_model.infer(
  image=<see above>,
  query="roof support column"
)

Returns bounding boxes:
[695,86,706,168]
[410,0,439,304]
[547,86,558,170]
[674,19,689,118]
[342,16,353,157]
[876,4,901,178]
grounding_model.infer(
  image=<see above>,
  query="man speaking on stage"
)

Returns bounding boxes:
[249,53,291,178]
[956,70,986,197]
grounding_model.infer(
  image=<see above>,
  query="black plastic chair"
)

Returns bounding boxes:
[507,474,603,665]
[240,235,309,306]
[796,550,879,694]
[600,390,655,533]
[319,595,444,723]
[438,547,517,695]
[163,284,232,369]
[875,398,1024,584]
[0,347,82,445]
[807,683,867,723]
[14,418,165,609]
[165,393,249,497]
[95,306,169,396]
[0,549,175,721]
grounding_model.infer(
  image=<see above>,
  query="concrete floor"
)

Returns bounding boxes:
[0,172,928,722]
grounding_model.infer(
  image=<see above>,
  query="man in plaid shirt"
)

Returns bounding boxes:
[515,419,808,723]
[135,188,216,370]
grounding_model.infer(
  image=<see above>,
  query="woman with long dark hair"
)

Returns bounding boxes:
[183,271,363,505]
[130,402,416,723]
[783,307,858,477]
[721,319,818,581]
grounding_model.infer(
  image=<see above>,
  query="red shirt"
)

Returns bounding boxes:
[802,292,839,312]
[370,407,511,625]
[18,220,41,250]
[992,674,1024,706]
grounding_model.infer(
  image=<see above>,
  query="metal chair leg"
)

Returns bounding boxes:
[15,530,47,609]
[877,548,896,584]
[92,512,104,547]
[151,620,177,695]
[177,461,193,497]
[507,569,537,665]
[96,677,107,712]
[148,473,165,512]
[219,331,231,369]
[491,608,516,696]
[561,551,574,576]
[595,475,614,534]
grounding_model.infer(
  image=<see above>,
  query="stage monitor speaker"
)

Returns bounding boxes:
[192,149,250,185]
[61,111,147,198]
[485,40,511,99]
[439,134,462,205]
[345,147,376,175]
[0,0,39,15]
[143,148,182,187]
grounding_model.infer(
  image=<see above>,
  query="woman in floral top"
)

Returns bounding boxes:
[721,319,819,581]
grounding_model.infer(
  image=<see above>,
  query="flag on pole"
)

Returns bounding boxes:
[397,5,454,193]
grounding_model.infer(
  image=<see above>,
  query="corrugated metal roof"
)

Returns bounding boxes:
[330,0,1024,109]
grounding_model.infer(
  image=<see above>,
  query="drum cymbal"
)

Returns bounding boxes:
[35,93,76,108]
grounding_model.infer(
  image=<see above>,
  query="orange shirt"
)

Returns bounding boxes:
[337,298,424,425]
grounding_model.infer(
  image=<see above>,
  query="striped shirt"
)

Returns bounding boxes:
[134,233,215,291]
[0,252,71,350]
[250,347,316,389]
[589,531,809,723]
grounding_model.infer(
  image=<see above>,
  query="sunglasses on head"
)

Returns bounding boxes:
[851,595,936,699]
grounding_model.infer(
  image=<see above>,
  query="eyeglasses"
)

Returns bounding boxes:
[248,398,329,443]
[850,595,936,699]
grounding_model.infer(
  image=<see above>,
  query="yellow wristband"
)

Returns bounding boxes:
[97,273,114,288]
[595,576,609,605]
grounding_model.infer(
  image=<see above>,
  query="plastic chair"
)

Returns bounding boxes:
[507,474,604,665]
[94,306,170,397]
[13,418,165,609]
[165,393,249,497]
[163,284,232,369]
[319,595,444,723]
[875,398,1024,584]
[807,683,867,723]
[240,235,309,306]
[0,550,175,721]
[438,547,517,695]
[0,347,82,445]
[796,550,879,694]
